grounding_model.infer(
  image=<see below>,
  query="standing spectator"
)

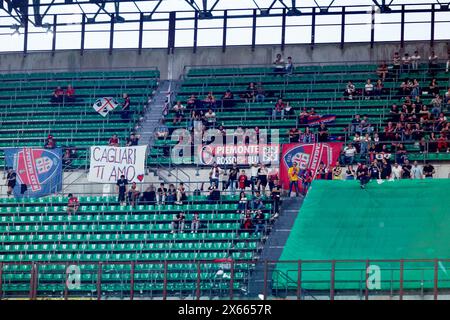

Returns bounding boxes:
[65,85,76,104]
[289,127,300,143]
[411,161,423,179]
[428,78,440,96]
[44,135,57,149]
[332,162,342,180]
[356,163,370,189]
[51,86,64,104]
[116,175,128,205]
[66,193,79,216]
[249,163,259,192]
[392,52,401,78]
[431,95,442,119]
[208,182,221,202]
[6,168,16,197]
[204,108,217,128]
[285,56,294,74]
[209,163,221,188]
[273,53,285,75]
[121,93,131,120]
[317,123,329,142]
[391,163,402,179]
[238,170,248,191]
[171,212,185,234]
[374,79,384,98]
[271,180,282,214]
[344,81,356,100]
[401,53,411,73]
[369,160,382,180]
[203,91,216,110]
[250,194,265,210]
[411,50,421,71]
[140,185,156,204]
[272,98,285,120]
[288,162,300,197]
[127,182,140,207]
[401,160,412,179]
[156,183,167,205]
[191,213,200,233]
[300,169,313,194]
[108,134,120,147]
[226,164,238,195]
[423,161,435,178]
[268,168,279,192]
[428,50,439,75]
[380,159,392,180]
[437,134,449,153]
[300,127,315,143]
[256,163,269,193]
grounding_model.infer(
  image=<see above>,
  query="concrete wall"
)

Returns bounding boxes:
[0,41,448,80]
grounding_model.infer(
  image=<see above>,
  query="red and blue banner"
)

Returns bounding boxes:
[280,143,343,190]
[301,115,336,126]
[4,148,63,198]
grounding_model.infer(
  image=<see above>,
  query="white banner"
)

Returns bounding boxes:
[88,145,147,183]
[93,97,120,117]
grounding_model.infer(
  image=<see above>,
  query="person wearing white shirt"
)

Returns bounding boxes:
[391,163,402,179]
[401,53,411,73]
[411,161,423,179]
[250,163,259,191]
[364,79,374,99]
[343,143,357,165]
[410,50,421,71]
[428,51,439,75]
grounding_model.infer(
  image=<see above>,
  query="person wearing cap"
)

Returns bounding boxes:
[44,135,57,149]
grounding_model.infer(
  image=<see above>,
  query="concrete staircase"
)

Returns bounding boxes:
[247,196,307,299]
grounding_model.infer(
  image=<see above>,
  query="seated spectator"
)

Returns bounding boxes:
[344,81,356,100]
[240,211,253,233]
[166,184,177,204]
[445,88,450,106]
[284,102,295,118]
[342,143,356,165]
[285,56,294,74]
[121,93,131,120]
[244,82,257,103]
[317,123,329,142]
[256,83,266,103]
[350,114,361,134]
[127,182,140,207]
[394,143,407,164]
[66,193,79,216]
[428,78,440,96]
[437,134,449,153]
[380,159,392,179]
[411,50,421,71]
[431,95,442,119]
[410,79,420,98]
[253,211,266,234]
[299,126,315,143]
[155,119,169,140]
[208,182,221,202]
[191,213,200,233]
[356,163,370,189]
[126,133,140,146]
[345,165,355,180]
[332,161,342,180]
[250,196,265,210]
[376,61,388,81]
[171,212,185,234]
[374,79,384,98]
[140,185,156,205]
[156,183,167,204]
[63,148,73,167]
[173,101,185,124]
[273,53,285,75]
[176,182,187,205]
[289,127,300,143]
[51,86,64,104]
[237,191,248,213]
[203,91,216,109]
[272,98,285,120]
[298,108,309,125]
[65,85,76,104]
[221,89,235,108]
[364,79,374,99]
[204,108,217,128]
[44,135,57,149]
[186,94,198,110]
[411,161,423,179]
[399,78,412,97]
[108,134,120,147]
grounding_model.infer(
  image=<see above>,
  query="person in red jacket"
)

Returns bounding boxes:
[67,193,79,216]
[65,85,76,104]
[238,170,248,191]
[51,86,64,104]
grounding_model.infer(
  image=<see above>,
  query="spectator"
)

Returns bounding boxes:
[285,56,294,74]
[140,185,156,204]
[391,162,402,179]
[226,164,238,195]
[410,79,420,99]
[273,53,285,75]
[175,182,187,205]
[44,134,57,149]
[411,50,421,71]
[208,182,221,202]
[155,119,169,141]
[249,163,259,192]
[237,191,248,213]
[317,123,329,142]
[244,82,257,103]
[63,148,73,167]
[300,169,313,194]
[256,83,266,103]
[428,78,440,96]
[51,86,64,104]
[446,54,450,72]
[376,61,388,81]
[173,101,185,124]
[332,162,342,180]
[300,126,315,143]
[166,184,176,204]
[437,134,449,153]
[126,133,139,146]
[356,163,370,189]
[156,183,167,204]
[203,91,216,110]
[401,159,412,179]
[431,95,442,119]
[344,80,356,100]
[380,159,392,179]
[191,213,200,233]
[256,163,269,193]
[428,50,439,75]
[401,53,411,73]
[350,114,361,134]
[253,211,266,234]
[116,175,128,205]
[289,127,300,143]
[342,143,357,165]
[250,195,265,211]
[271,180,282,213]
[272,98,285,120]
[6,168,16,197]
[423,161,435,178]
[268,168,279,192]
[108,134,120,147]
[209,163,221,187]
[127,182,140,206]
[65,85,76,104]
[364,79,374,99]
[171,212,185,234]
[288,162,300,197]
[204,108,217,128]
[392,52,401,78]
[411,161,423,179]
[316,162,328,180]
[66,193,79,216]
[240,211,253,233]
[345,165,355,180]
[238,170,248,191]
[284,102,295,118]
[369,160,381,180]
[121,93,131,120]
[374,79,384,98]
[221,89,235,108]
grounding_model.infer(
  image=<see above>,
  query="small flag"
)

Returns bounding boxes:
[93,97,120,117]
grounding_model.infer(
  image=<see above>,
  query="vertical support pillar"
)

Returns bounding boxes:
[430,4,435,48]
[399,259,404,300]
[24,14,29,55]
[311,8,316,49]
[193,11,198,53]
[168,11,176,54]
[400,5,405,49]
[138,13,144,55]
[196,261,201,300]
[163,260,168,300]
[109,14,115,55]
[96,262,102,300]
[251,9,257,51]
[130,261,135,300]
[296,260,302,300]
[222,10,227,53]
[281,8,286,52]
[370,6,375,49]
[330,260,336,300]
[340,7,345,49]
[51,14,57,56]
[80,13,86,56]
[433,259,438,300]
